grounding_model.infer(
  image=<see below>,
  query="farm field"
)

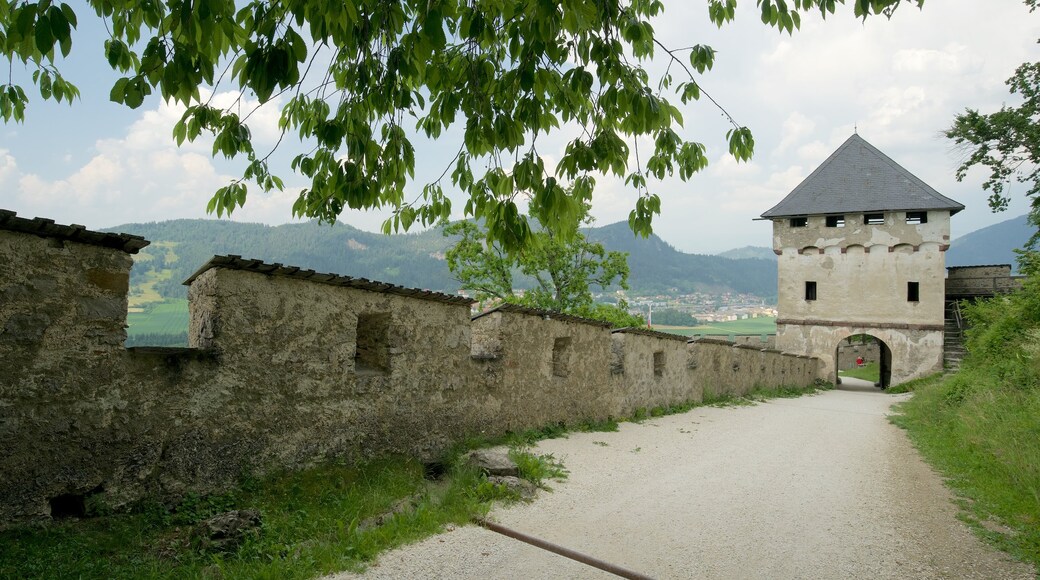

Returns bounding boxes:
[127,299,189,336]
[655,316,776,337]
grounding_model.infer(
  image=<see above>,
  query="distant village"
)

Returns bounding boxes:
[460,287,777,326]
[617,290,776,324]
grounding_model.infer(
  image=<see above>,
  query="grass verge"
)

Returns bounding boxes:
[0,452,560,580]
[838,362,880,383]
[890,370,1040,571]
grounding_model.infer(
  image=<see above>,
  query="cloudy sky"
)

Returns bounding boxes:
[1,1,1037,254]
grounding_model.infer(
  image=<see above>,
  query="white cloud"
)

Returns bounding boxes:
[774,112,816,154]
[0,150,17,186]
[893,44,978,75]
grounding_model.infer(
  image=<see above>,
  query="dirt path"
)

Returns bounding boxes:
[337,383,1036,579]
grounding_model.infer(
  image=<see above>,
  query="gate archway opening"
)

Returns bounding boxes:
[834,334,892,389]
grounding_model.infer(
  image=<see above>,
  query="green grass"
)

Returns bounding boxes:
[891,371,1040,569]
[0,451,560,580]
[887,269,1040,571]
[838,362,880,383]
[127,299,189,337]
[656,316,776,337]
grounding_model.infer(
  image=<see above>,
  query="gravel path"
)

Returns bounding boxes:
[335,382,1036,579]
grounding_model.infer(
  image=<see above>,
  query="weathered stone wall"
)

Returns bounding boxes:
[0,219,819,528]
[946,264,1023,298]
[730,334,777,349]
[609,329,695,414]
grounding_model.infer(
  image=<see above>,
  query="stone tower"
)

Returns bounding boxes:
[760,134,964,386]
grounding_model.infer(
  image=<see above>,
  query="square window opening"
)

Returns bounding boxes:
[908,282,920,302]
[355,313,391,373]
[789,216,807,228]
[653,351,665,377]
[552,337,572,377]
[865,213,885,225]
[825,215,845,228]
[905,211,928,225]
[805,281,817,301]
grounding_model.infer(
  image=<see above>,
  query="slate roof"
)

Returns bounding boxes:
[183,255,475,306]
[0,209,150,253]
[760,134,964,218]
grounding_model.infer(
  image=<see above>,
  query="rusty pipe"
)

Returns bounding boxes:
[474,518,655,580]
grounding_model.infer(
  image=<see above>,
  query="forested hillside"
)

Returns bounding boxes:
[947,214,1032,273]
[108,220,457,299]
[105,219,780,301]
[588,222,777,298]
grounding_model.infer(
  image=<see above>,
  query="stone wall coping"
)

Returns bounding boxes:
[734,343,768,351]
[947,264,1012,271]
[691,337,737,346]
[610,327,689,342]
[0,209,150,254]
[182,255,476,306]
[471,303,613,328]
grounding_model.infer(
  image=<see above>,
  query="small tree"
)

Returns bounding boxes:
[444,203,644,327]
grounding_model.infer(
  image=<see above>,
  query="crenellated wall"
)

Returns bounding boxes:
[0,213,818,528]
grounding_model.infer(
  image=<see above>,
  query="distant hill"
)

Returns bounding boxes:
[105,219,457,300]
[947,214,1033,273]
[717,246,776,261]
[105,219,779,301]
[587,222,777,298]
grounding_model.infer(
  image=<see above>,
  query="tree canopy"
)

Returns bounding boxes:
[1,0,921,250]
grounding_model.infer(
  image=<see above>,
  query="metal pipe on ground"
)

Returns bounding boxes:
[473,518,655,580]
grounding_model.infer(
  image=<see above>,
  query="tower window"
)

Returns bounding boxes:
[653,351,665,377]
[805,281,817,301]
[865,213,885,225]
[825,215,845,227]
[789,216,807,227]
[905,212,928,225]
[908,282,920,302]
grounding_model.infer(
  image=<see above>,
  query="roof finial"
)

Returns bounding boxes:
[854,123,858,135]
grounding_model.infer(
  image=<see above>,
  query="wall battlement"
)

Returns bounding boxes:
[0,212,818,527]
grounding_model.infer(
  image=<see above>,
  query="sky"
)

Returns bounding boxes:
[1,1,1038,254]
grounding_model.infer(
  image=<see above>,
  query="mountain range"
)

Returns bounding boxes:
[105,219,780,301]
[105,212,1033,303]
[946,214,1033,273]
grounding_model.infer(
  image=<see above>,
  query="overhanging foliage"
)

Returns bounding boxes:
[1,0,921,250]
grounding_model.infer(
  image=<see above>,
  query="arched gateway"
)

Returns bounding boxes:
[759,134,964,386]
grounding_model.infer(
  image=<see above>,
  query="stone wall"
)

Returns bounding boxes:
[729,334,777,349]
[946,264,1023,298]
[0,214,819,528]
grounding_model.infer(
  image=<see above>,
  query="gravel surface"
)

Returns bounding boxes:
[335,382,1036,579]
